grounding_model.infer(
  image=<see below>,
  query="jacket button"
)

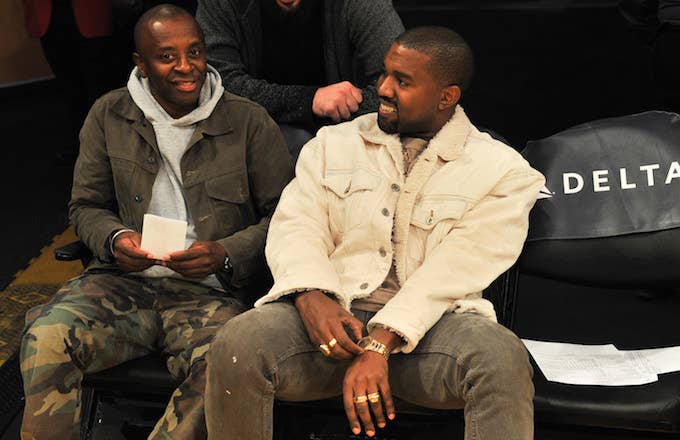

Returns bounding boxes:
[134,195,143,203]
[379,248,387,257]
[147,156,156,164]
[381,208,390,216]
[360,282,369,290]
[391,183,400,192]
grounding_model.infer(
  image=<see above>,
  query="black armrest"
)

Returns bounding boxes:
[54,240,93,266]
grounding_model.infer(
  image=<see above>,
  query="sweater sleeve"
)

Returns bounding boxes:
[196,0,319,125]
[345,0,405,116]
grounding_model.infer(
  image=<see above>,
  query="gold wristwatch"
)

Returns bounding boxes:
[358,336,390,360]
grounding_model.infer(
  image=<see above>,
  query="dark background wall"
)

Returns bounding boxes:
[396,0,657,148]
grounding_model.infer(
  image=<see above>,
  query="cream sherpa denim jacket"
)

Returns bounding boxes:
[257,107,545,353]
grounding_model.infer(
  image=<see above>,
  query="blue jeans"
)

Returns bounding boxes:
[205,301,534,440]
[279,124,314,163]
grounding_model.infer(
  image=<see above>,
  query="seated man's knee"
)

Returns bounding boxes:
[209,312,256,362]
[465,319,532,381]
[210,304,292,362]
[21,304,89,366]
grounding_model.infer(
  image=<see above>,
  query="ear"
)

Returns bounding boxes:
[438,85,461,111]
[133,52,147,78]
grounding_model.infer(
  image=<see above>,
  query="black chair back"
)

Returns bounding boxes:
[509,111,680,433]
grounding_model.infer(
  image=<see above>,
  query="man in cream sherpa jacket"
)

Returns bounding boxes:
[205,27,545,440]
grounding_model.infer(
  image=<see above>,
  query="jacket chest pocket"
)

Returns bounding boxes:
[411,196,468,231]
[204,171,250,235]
[322,168,381,232]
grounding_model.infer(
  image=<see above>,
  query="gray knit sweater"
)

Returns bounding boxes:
[659,0,680,24]
[196,0,404,126]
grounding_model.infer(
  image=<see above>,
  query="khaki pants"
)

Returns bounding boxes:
[20,273,245,440]
[205,301,534,440]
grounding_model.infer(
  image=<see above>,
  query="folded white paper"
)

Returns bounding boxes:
[140,213,187,259]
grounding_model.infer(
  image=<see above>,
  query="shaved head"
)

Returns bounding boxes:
[394,26,474,91]
[133,4,200,54]
[131,3,207,118]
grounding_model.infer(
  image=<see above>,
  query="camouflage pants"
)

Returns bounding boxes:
[20,273,246,440]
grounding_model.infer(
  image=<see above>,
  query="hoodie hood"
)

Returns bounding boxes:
[127,64,224,126]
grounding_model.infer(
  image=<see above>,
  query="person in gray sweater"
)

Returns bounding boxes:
[196,0,404,159]
[656,0,680,112]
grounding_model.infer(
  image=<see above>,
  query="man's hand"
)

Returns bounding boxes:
[166,241,226,279]
[312,81,363,122]
[342,351,395,437]
[112,231,157,272]
[294,290,364,360]
[342,328,401,436]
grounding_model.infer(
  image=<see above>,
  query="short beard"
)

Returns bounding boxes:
[377,113,399,134]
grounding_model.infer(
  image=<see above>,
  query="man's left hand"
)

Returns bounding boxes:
[342,351,395,437]
[166,241,226,279]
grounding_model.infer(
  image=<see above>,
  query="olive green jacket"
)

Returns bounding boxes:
[69,87,293,293]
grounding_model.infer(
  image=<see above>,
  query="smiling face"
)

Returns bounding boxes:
[377,43,460,139]
[133,13,207,118]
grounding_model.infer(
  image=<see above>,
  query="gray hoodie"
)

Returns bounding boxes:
[127,64,225,287]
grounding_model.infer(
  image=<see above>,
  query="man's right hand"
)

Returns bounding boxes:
[112,231,157,273]
[312,81,363,122]
[294,290,364,360]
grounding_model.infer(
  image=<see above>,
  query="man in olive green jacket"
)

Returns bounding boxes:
[20,5,292,440]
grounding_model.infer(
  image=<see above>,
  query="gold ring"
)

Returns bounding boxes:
[328,338,337,348]
[319,344,331,356]
[353,395,368,404]
[367,392,381,403]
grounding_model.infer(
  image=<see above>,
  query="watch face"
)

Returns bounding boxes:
[357,336,389,359]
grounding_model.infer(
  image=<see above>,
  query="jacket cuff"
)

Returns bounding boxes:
[218,235,262,287]
[79,221,129,263]
[255,279,343,308]
[366,317,417,354]
[108,228,135,258]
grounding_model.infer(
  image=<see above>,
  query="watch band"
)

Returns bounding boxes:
[358,336,390,360]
